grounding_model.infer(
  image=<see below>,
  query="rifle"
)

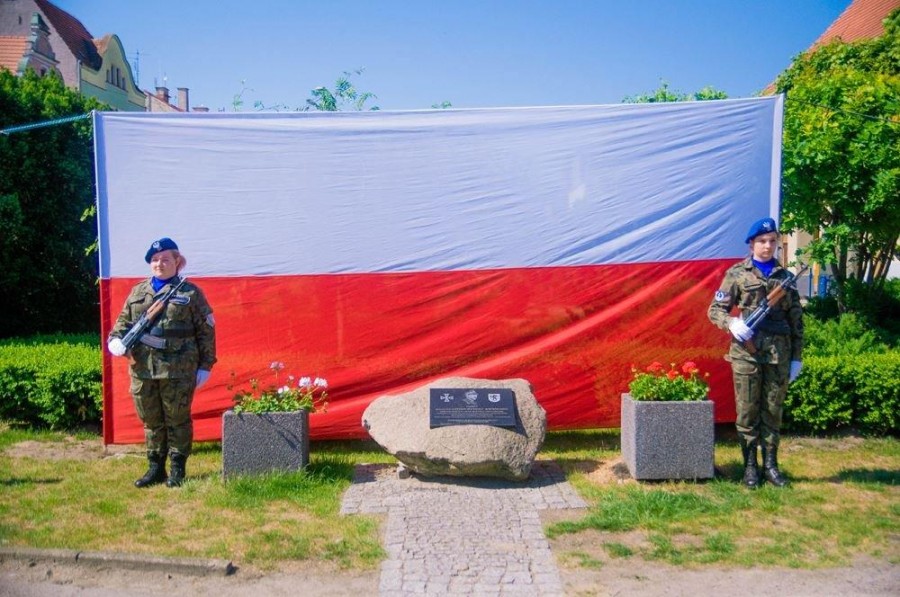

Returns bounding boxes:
[120,277,188,351]
[743,264,808,354]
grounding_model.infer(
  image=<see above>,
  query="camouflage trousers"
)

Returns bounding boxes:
[130,377,196,457]
[731,357,790,448]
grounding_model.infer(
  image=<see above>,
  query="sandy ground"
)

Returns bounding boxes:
[2,549,897,596]
[1,436,898,596]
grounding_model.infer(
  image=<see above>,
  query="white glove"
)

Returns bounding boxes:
[107,338,127,357]
[196,369,211,388]
[789,360,802,382]
[728,317,754,342]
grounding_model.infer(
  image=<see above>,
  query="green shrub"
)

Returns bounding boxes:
[0,333,98,347]
[802,312,889,357]
[0,336,101,429]
[784,353,900,434]
[804,278,900,345]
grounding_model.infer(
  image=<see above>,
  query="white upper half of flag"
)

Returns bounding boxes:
[94,97,783,278]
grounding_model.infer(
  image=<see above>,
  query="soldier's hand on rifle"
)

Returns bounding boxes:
[108,337,127,357]
[789,360,802,383]
[728,317,754,342]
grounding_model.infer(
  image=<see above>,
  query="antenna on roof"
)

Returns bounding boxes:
[129,50,148,89]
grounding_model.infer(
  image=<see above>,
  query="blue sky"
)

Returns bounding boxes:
[53,0,851,112]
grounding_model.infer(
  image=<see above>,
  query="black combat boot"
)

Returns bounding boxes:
[167,452,187,488]
[134,452,167,488]
[762,444,788,487]
[740,441,760,489]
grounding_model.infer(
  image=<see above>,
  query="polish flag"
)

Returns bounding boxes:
[95,97,783,443]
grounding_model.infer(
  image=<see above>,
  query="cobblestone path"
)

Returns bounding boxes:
[341,462,587,596]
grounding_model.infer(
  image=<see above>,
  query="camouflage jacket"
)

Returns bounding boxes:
[707,257,803,363]
[109,277,217,379]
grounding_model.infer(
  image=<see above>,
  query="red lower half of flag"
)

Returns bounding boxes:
[101,260,737,444]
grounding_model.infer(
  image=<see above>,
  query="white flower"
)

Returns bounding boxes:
[277,385,290,394]
[298,376,312,387]
[313,377,328,388]
[270,361,285,371]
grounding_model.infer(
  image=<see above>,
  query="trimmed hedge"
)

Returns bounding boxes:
[784,352,900,434]
[0,333,897,435]
[0,336,101,429]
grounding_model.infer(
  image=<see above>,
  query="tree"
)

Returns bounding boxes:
[0,69,102,337]
[305,68,379,112]
[776,9,900,300]
[623,80,728,103]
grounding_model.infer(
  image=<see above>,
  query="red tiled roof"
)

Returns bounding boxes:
[763,0,897,94]
[0,36,27,73]
[812,0,899,48]
[34,0,101,70]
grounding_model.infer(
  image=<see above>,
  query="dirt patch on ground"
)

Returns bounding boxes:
[5,436,140,461]
[567,456,635,486]
[0,555,380,597]
[556,556,899,597]
[2,543,896,596]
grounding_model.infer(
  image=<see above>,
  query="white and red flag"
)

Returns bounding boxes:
[95,97,784,443]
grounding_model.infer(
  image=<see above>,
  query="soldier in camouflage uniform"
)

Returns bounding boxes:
[107,238,217,488]
[708,218,803,489]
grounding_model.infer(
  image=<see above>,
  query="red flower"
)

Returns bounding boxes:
[628,360,709,401]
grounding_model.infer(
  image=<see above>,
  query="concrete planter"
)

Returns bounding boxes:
[620,393,714,481]
[222,410,310,479]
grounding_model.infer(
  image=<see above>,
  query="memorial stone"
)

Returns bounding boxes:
[362,376,546,481]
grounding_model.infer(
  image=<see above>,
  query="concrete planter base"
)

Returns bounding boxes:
[620,393,714,480]
[222,410,310,479]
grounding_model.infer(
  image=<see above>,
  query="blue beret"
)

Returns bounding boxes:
[745,218,778,244]
[144,237,179,263]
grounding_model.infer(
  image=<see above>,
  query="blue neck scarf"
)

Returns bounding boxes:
[151,276,176,293]
[752,258,776,278]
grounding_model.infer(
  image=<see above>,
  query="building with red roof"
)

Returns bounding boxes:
[811,0,899,47]
[0,0,196,111]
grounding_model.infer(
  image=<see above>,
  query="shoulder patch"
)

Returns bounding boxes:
[714,290,728,302]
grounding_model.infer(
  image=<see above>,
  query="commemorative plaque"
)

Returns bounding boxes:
[429,388,516,428]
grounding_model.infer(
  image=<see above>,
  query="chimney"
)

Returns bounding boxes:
[177,87,189,111]
[155,86,170,104]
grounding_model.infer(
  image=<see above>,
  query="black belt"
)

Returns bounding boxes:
[148,327,194,338]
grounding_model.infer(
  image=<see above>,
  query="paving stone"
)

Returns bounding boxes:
[342,461,583,595]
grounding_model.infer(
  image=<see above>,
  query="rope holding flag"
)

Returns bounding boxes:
[0,111,91,135]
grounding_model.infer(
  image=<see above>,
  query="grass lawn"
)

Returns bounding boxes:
[0,423,897,571]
